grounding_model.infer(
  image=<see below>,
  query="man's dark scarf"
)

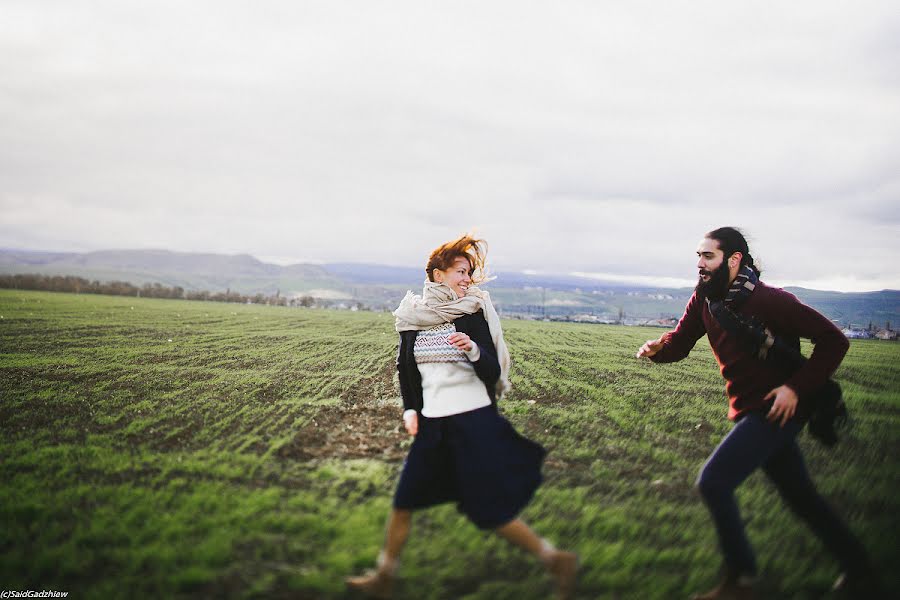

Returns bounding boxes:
[706,266,802,366]
[705,265,847,446]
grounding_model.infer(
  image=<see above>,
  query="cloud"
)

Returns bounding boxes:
[1,0,898,291]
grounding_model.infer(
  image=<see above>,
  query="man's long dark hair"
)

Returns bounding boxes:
[705,227,762,277]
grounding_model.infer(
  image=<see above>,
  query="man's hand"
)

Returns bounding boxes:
[765,385,799,427]
[636,336,665,358]
[403,410,418,436]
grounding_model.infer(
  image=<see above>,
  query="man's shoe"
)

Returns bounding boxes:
[345,568,394,599]
[691,572,756,600]
[831,570,884,597]
[545,550,579,600]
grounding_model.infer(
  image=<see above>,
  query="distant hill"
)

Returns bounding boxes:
[783,287,899,330]
[1,248,897,327]
[0,248,341,295]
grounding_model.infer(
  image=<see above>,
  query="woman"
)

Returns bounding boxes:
[346,234,577,599]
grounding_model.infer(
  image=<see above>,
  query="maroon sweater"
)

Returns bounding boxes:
[651,282,849,420]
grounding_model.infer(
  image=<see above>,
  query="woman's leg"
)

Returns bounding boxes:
[496,519,578,599]
[382,508,413,567]
[346,509,412,598]
[495,518,545,556]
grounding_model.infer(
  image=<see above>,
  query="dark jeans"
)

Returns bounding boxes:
[696,412,867,576]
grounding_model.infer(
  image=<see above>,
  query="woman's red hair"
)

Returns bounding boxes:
[425,234,488,284]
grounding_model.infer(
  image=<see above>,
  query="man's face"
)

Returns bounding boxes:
[695,237,732,300]
[696,238,725,282]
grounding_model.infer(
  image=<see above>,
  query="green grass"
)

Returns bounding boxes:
[1,290,897,599]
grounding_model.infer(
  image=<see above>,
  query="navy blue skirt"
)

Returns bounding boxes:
[393,405,546,530]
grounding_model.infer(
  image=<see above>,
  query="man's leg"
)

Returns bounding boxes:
[693,414,801,598]
[762,439,874,586]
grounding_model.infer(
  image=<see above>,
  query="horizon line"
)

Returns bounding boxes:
[1,246,897,295]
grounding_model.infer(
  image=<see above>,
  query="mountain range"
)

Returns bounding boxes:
[1,248,896,328]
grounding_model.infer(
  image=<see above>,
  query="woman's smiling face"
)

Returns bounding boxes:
[433,256,473,298]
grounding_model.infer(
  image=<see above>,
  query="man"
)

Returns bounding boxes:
[636,227,875,599]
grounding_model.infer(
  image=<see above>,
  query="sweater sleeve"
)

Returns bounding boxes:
[396,332,418,412]
[760,288,849,397]
[461,312,501,389]
[650,292,707,363]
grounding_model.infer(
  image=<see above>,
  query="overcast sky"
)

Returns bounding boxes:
[2,1,898,291]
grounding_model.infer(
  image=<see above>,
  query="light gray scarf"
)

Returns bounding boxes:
[394,281,511,399]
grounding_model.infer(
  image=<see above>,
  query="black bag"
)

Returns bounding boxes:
[804,379,848,447]
[707,300,849,447]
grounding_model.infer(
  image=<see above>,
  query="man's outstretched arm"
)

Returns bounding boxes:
[636,292,706,363]
[636,336,666,358]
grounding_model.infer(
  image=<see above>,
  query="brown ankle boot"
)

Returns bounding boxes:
[345,568,394,599]
[545,550,579,600]
[691,571,756,600]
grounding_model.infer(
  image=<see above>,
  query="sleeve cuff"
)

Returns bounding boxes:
[465,344,481,362]
[782,378,807,399]
[403,409,417,420]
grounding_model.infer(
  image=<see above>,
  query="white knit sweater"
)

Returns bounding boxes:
[411,322,491,418]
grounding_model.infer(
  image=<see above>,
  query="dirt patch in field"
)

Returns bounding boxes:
[340,360,398,404]
[271,358,406,463]
[277,401,408,462]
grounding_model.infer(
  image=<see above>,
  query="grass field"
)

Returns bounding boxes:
[1,289,898,599]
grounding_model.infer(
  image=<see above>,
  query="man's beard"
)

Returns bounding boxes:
[696,261,731,301]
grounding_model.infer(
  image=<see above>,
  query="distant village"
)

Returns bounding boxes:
[841,323,898,341]
[503,311,679,328]
[523,312,897,340]
[503,310,899,341]
[2,273,896,341]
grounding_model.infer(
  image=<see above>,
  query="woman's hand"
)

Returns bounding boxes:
[403,410,418,436]
[448,332,473,352]
[765,384,799,427]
